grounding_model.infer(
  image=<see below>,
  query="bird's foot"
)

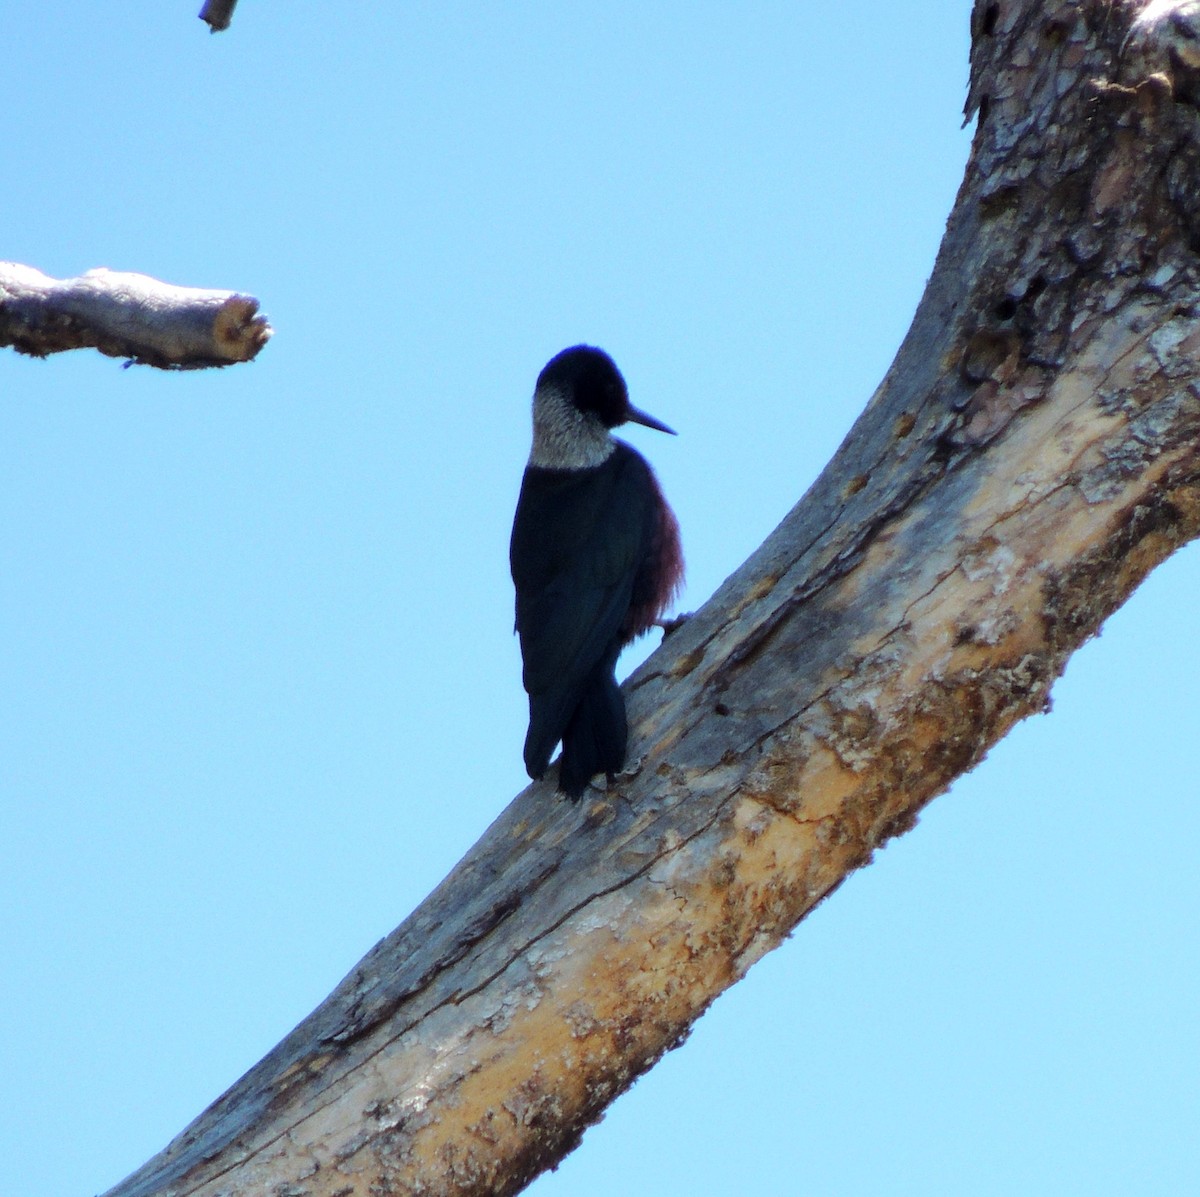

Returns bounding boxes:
[612,754,646,783]
[655,612,693,637]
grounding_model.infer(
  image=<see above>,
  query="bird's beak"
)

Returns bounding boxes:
[625,404,677,435]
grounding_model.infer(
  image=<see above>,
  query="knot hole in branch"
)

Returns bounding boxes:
[992,274,1046,325]
[1041,17,1069,50]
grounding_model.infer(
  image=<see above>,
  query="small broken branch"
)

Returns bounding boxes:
[0,262,271,369]
[199,0,239,34]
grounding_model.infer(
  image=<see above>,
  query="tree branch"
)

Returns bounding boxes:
[101,0,1200,1193]
[0,263,271,369]
[199,0,239,34]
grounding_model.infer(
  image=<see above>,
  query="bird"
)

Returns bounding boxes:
[510,344,684,799]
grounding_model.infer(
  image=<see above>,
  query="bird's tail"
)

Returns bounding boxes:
[557,667,627,799]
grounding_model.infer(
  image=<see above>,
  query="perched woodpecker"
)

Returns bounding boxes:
[510,345,684,798]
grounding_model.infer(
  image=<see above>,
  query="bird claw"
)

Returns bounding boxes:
[612,754,646,783]
[655,613,692,637]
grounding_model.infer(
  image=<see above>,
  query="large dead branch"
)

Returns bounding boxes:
[101,1,1200,1194]
[0,263,271,369]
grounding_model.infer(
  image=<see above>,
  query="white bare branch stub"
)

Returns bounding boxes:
[0,263,271,369]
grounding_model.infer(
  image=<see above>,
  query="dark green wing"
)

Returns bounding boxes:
[509,445,655,777]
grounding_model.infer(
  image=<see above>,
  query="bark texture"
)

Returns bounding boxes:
[0,263,271,369]
[104,1,1200,1194]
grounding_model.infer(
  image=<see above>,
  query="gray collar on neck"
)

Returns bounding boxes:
[528,384,616,470]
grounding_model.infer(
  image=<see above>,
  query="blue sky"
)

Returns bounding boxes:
[2,3,1196,1195]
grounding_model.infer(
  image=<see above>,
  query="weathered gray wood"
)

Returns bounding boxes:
[0,263,271,369]
[102,1,1200,1194]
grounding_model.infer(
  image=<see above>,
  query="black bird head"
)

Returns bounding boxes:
[529,345,675,470]
[537,345,676,433]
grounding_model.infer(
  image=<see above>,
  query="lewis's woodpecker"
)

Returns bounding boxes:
[510,345,684,798]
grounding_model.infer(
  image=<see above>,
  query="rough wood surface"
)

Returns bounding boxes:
[199,0,239,34]
[102,1,1200,1194]
[0,263,271,369]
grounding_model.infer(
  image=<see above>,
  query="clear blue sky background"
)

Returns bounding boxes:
[3,3,1197,1195]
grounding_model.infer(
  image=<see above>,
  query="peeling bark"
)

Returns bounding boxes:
[0,263,271,369]
[102,1,1200,1194]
